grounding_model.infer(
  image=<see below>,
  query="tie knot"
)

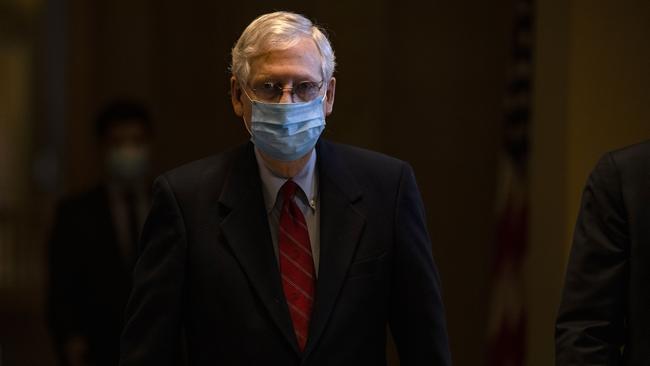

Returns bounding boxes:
[280,179,298,202]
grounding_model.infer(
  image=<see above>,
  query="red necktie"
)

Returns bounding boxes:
[278,180,315,351]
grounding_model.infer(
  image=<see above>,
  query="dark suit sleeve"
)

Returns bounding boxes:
[388,163,452,366]
[120,175,187,366]
[555,153,628,365]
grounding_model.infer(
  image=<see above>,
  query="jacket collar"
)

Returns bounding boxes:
[217,140,366,357]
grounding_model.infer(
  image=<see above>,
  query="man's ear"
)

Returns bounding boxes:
[231,76,244,117]
[325,77,336,117]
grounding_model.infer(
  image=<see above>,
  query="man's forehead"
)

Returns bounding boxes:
[248,38,322,82]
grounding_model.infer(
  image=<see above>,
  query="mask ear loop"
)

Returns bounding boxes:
[242,113,253,136]
[239,82,254,136]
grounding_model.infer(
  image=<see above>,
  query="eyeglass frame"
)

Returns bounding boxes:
[245,79,326,103]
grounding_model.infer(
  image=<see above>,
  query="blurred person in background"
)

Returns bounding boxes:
[119,11,450,366]
[556,140,650,365]
[47,100,154,366]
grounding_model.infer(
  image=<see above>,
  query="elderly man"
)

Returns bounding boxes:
[120,11,451,365]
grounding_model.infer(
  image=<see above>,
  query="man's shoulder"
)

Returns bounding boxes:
[590,140,650,193]
[595,139,650,177]
[320,139,406,172]
[319,140,411,195]
[608,139,650,167]
[160,143,248,187]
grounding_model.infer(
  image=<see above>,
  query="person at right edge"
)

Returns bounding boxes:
[556,140,650,365]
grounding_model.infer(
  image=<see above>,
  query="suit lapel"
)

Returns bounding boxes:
[216,141,367,358]
[303,140,366,358]
[217,143,300,353]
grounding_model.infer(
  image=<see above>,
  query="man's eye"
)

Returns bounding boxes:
[296,82,316,93]
[295,84,307,93]
[261,82,276,90]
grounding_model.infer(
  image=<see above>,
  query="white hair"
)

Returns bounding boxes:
[231,11,336,84]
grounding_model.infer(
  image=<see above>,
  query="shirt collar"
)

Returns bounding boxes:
[255,148,317,214]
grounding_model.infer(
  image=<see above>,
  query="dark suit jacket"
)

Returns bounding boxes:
[48,185,134,366]
[120,139,451,365]
[556,140,650,365]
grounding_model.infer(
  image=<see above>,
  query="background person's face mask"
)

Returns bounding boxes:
[244,89,326,161]
[106,146,150,182]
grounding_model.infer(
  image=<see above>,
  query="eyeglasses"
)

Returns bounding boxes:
[248,80,324,103]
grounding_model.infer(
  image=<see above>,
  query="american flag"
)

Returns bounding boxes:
[487,0,534,365]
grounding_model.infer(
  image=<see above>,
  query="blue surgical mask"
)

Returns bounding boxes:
[244,91,326,161]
